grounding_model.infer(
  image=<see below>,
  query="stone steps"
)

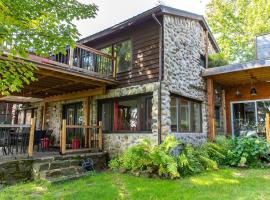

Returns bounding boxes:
[32,152,108,182]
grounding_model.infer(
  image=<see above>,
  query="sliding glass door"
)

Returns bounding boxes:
[231,100,270,137]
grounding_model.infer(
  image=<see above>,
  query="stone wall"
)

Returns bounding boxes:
[92,82,160,155]
[161,14,218,145]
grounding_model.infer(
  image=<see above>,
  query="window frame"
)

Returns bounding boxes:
[98,94,152,134]
[170,94,202,133]
[99,38,133,74]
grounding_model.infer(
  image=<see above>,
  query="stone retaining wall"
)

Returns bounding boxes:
[0,152,108,185]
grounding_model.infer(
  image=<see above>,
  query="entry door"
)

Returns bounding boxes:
[64,103,83,125]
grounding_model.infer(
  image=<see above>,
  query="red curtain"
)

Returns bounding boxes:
[113,101,119,131]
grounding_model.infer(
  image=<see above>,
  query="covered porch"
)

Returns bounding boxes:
[204,59,270,142]
[0,43,117,158]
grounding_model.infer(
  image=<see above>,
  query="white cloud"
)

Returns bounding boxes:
[75,0,210,39]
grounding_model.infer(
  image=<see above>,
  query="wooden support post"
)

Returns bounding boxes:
[68,47,74,67]
[83,97,90,148]
[98,121,103,151]
[41,102,48,130]
[221,90,227,135]
[207,78,216,141]
[265,113,270,145]
[28,118,36,157]
[61,119,67,155]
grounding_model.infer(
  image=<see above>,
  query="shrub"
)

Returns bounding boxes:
[228,136,269,167]
[109,136,220,179]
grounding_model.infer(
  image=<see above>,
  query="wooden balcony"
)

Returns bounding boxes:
[0,44,118,99]
[48,43,116,77]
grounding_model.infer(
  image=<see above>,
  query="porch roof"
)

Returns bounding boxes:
[202,59,270,86]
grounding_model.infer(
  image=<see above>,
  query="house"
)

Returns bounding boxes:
[0,5,220,156]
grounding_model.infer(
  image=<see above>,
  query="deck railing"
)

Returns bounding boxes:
[50,44,117,77]
[60,119,103,155]
[0,118,35,157]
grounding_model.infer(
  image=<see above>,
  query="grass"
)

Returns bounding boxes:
[1,168,270,200]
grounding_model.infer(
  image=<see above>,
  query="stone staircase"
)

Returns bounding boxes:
[32,152,108,183]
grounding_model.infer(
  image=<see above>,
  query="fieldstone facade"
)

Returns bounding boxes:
[161,15,218,144]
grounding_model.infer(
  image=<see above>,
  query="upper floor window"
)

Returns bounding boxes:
[115,40,132,72]
[100,40,132,73]
[170,95,202,133]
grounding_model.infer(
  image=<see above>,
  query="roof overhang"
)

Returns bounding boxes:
[78,5,220,52]
[203,59,270,86]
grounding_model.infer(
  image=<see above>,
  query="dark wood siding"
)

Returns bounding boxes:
[84,19,160,87]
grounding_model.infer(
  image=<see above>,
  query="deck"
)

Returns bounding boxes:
[0,43,118,99]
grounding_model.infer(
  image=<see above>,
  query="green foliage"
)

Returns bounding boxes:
[0,0,98,95]
[206,0,270,63]
[208,53,229,68]
[0,59,37,96]
[110,136,220,179]
[228,136,269,167]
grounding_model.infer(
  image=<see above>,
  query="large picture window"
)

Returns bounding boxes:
[232,100,270,137]
[170,95,202,133]
[98,95,152,133]
[100,40,132,73]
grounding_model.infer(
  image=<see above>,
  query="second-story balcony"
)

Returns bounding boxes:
[48,43,117,77]
[0,44,118,100]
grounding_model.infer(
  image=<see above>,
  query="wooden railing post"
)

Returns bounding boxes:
[61,119,67,155]
[98,121,103,151]
[68,47,74,67]
[265,113,270,145]
[28,118,36,157]
[113,52,117,78]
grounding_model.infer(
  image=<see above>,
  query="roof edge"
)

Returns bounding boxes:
[78,5,220,52]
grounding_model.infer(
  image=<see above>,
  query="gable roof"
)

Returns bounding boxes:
[78,5,220,52]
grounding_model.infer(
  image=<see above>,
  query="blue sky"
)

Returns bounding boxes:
[75,0,210,39]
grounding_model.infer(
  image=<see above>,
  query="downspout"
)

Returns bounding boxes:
[152,13,163,145]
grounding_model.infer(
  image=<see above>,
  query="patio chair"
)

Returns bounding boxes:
[0,128,9,156]
[34,130,44,152]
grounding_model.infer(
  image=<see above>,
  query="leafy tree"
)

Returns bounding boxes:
[0,0,97,95]
[206,0,270,63]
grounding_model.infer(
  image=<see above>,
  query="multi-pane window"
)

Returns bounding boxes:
[170,95,202,133]
[100,40,132,73]
[98,95,152,132]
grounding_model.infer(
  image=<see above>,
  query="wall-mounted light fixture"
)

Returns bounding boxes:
[235,88,241,97]
[250,77,257,96]
[250,86,257,96]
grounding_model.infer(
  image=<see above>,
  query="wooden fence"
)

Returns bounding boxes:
[60,119,103,155]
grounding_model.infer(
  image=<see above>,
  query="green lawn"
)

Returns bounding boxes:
[1,168,270,200]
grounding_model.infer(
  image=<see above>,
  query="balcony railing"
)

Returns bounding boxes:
[49,43,116,77]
